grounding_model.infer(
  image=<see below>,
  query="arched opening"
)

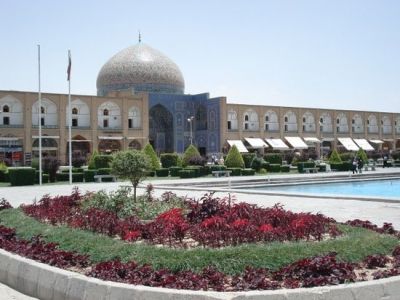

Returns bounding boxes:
[195,105,207,130]
[128,139,142,150]
[66,135,91,165]
[98,139,121,154]
[0,135,23,166]
[149,104,174,153]
[32,137,58,158]
[2,105,9,113]
[72,107,78,115]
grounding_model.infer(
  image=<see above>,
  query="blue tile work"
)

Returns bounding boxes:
[149,93,221,155]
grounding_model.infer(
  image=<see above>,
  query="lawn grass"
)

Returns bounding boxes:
[0,208,398,275]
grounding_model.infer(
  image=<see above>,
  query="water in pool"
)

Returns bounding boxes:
[252,179,400,199]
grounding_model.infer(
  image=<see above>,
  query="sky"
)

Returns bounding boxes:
[1,0,400,113]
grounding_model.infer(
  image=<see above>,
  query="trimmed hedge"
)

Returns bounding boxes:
[330,162,352,171]
[208,165,227,172]
[146,171,155,177]
[84,170,97,182]
[264,153,283,165]
[178,169,197,178]
[280,165,290,172]
[185,166,202,177]
[156,168,169,177]
[56,172,84,182]
[35,171,49,184]
[0,170,9,182]
[169,166,182,177]
[241,153,256,168]
[242,168,255,176]
[226,168,242,176]
[297,162,316,173]
[160,153,179,168]
[61,167,84,173]
[94,155,113,169]
[268,164,281,173]
[97,168,111,175]
[317,164,327,172]
[8,168,36,186]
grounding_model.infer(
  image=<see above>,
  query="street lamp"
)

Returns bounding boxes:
[319,120,323,160]
[187,116,194,145]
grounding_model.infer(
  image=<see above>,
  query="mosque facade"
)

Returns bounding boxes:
[0,41,399,165]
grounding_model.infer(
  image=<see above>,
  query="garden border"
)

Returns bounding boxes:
[1,249,400,300]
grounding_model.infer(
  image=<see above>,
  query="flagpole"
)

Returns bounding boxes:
[68,50,72,185]
[38,45,42,186]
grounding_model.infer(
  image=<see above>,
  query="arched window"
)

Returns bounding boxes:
[336,113,348,133]
[319,112,333,133]
[209,110,216,130]
[128,106,141,129]
[98,101,121,129]
[264,110,279,131]
[41,106,45,114]
[103,109,109,116]
[196,105,207,130]
[2,105,9,113]
[72,107,78,115]
[227,109,238,130]
[302,111,315,132]
[396,116,400,133]
[352,114,363,133]
[243,109,259,131]
[367,114,378,133]
[284,111,297,132]
[382,115,392,134]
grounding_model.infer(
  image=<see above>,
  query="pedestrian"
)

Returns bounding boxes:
[352,158,358,174]
[383,156,388,168]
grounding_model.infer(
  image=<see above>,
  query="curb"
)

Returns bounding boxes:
[1,249,400,300]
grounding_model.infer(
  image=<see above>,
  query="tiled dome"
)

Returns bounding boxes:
[97,43,185,96]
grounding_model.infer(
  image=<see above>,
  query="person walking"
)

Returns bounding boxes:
[352,158,358,174]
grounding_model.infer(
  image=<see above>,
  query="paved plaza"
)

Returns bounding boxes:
[0,168,400,299]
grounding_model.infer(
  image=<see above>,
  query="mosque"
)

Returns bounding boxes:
[0,39,399,165]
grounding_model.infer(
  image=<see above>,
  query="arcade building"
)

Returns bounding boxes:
[0,41,399,165]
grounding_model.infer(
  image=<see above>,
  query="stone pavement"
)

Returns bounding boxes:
[0,284,37,300]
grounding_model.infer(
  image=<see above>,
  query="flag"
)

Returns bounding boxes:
[67,51,71,81]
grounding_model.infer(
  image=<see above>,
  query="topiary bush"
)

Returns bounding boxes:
[208,165,227,172]
[250,157,266,171]
[226,168,242,176]
[143,143,161,171]
[339,152,354,162]
[280,165,290,172]
[225,145,245,168]
[8,168,36,186]
[297,162,316,173]
[268,164,282,173]
[182,145,201,167]
[94,155,113,169]
[56,172,84,182]
[178,169,196,178]
[97,168,112,175]
[184,166,202,177]
[84,169,96,182]
[329,149,342,164]
[156,168,169,177]
[35,171,49,184]
[241,153,256,168]
[356,148,368,164]
[169,166,182,177]
[160,153,179,168]
[88,150,99,169]
[241,168,255,176]
[264,153,283,165]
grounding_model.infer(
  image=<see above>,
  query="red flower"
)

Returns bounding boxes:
[258,224,274,233]
[231,218,250,229]
[123,230,141,241]
[201,216,226,228]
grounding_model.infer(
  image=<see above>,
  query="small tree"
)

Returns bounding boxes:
[110,150,151,202]
[225,145,245,168]
[329,149,342,164]
[182,144,201,167]
[356,148,368,163]
[143,143,160,170]
[88,150,99,169]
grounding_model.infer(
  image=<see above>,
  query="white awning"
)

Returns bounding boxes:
[353,139,374,151]
[32,147,58,151]
[127,137,147,140]
[32,135,60,139]
[227,140,248,153]
[337,138,359,151]
[284,137,308,149]
[303,137,321,143]
[244,138,268,148]
[98,136,124,140]
[369,139,384,144]
[383,139,394,142]
[265,138,290,150]
[0,137,21,141]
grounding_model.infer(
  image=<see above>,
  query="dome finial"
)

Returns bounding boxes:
[138,30,141,43]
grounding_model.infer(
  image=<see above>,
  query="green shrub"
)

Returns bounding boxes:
[257,168,268,174]
[280,165,290,172]
[185,166,202,177]
[392,151,400,160]
[297,162,316,173]
[268,164,281,173]
[0,166,8,182]
[264,153,283,165]
[317,164,327,172]
[156,168,169,177]
[147,171,155,177]
[160,153,179,168]
[72,173,84,182]
[8,168,36,186]
[35,171,49,184]
[143,143,161,170]
[84,169,97,182]
[250,157,265,171]
[329,149,342,163]
[226,168,242,176]
[56,172,84,182]
[178,169,196,178]
[208,165,227,172]
[94,155,113,169]
[242,168,255,176]
[225,145,245,168]
[356,148,368,164]
[340,152,354,162]
[241,153,256,168]
[88,150,99,169]
[182,145,201,167]
[330,162,352,171]
[169,166,182,177]
[97,168,111,175]
[31,158,39,170]
[61,167,83,173]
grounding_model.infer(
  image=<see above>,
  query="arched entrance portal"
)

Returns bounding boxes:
[98,139,121,154]
[149,104,174,153]
[128,139,142,150]
[32,137,58,158]
[66,135,91,164]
